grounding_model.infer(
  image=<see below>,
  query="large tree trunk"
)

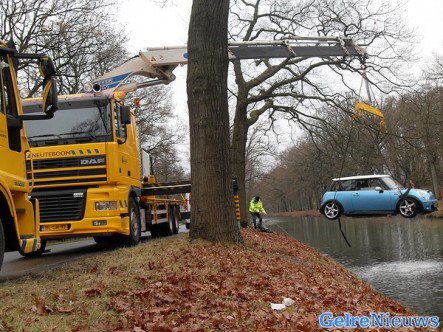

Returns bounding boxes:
[187,0,242,243]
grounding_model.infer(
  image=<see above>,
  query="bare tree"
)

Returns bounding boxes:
[0,0,127,95]
[227,0,414,222]
[133,85,186,182]
[187,0,242,242]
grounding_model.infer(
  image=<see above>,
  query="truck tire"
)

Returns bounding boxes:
[122,198,141,246]
[172,206,180,235]
[0,219,4,270]
[20,240,47,258]
[164,204,176,236]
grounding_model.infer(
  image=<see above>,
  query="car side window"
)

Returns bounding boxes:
[340,180,356,191]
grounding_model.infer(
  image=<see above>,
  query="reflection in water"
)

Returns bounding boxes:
[267,216,443,319]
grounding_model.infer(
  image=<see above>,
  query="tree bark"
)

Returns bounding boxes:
[187,0,242,243]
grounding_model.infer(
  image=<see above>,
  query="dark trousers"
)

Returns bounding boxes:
[251,213,263,229]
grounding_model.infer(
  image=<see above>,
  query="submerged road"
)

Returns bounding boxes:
[0,226,188,282]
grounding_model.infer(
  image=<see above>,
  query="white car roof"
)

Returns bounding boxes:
[332,174,390,181]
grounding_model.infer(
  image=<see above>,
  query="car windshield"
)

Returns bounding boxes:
[24,99,112,147]
[381,176,405,190]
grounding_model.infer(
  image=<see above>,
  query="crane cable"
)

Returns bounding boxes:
[331,122,354,248]
[329,63,384,248]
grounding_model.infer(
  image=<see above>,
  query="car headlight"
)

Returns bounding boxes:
[417,191,429,200]
[95,201,117,211]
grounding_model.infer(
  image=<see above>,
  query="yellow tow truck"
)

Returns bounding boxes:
[0,40,58,268]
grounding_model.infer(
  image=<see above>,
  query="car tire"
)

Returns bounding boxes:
[123,198,141,246]
[398,197,419,218]
[322,201,342,220]
[0,219,4,270]
[20,239,47,258]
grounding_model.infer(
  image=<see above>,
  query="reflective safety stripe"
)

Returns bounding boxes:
[32,239,37,252]
[21,239,27,253]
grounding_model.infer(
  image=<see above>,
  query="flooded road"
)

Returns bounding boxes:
[266,215,443,319]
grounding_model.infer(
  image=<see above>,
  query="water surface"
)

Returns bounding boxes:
[266,215,443,319]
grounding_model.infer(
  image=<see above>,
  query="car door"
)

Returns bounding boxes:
[334,179,356,213]
[350,178,392,212]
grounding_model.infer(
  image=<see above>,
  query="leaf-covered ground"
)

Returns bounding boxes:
[0,229,416,331]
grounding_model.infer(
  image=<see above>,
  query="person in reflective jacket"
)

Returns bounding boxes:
[249,196,266,229]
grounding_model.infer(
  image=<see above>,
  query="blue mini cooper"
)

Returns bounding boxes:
[320,175,438,220]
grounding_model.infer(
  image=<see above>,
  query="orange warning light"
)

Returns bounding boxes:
[134,98,140,108]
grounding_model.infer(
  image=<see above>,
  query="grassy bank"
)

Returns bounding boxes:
[0,229,411,331]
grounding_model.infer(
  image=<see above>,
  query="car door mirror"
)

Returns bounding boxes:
[375,186,383,192]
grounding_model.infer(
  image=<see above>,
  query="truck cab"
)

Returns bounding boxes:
[22,93,142,245]
[0,41,58,268]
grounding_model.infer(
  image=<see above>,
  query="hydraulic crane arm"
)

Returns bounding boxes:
[92,37,366,94]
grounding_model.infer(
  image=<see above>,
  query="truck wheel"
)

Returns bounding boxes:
[0,219,4,270]
[172,206,179,235]
[164,205,174,236]
[20,240,47,258]
[124,198,141,246]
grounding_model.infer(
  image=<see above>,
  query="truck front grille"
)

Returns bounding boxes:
[31,189,87,223]
[26,155,107,187]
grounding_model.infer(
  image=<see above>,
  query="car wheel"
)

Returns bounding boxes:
[398,197,418,218]
[322,201,342,220]
[20,239,47,258]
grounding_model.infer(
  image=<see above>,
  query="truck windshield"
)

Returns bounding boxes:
[24,101,112,147]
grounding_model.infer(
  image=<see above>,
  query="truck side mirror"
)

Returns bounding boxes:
[375,186,383,193]
[120,105,131,125]
[42,77,58,115]
[39,57,56,79]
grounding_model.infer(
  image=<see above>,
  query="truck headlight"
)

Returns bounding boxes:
[95,201,117,211]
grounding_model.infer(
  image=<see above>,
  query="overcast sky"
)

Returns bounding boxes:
[117,0,443,166]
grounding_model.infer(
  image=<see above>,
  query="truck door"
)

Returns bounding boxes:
[114,102,131,182]
[0,55,25,178]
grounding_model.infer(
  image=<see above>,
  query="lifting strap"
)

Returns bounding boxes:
[354,66,386,130]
